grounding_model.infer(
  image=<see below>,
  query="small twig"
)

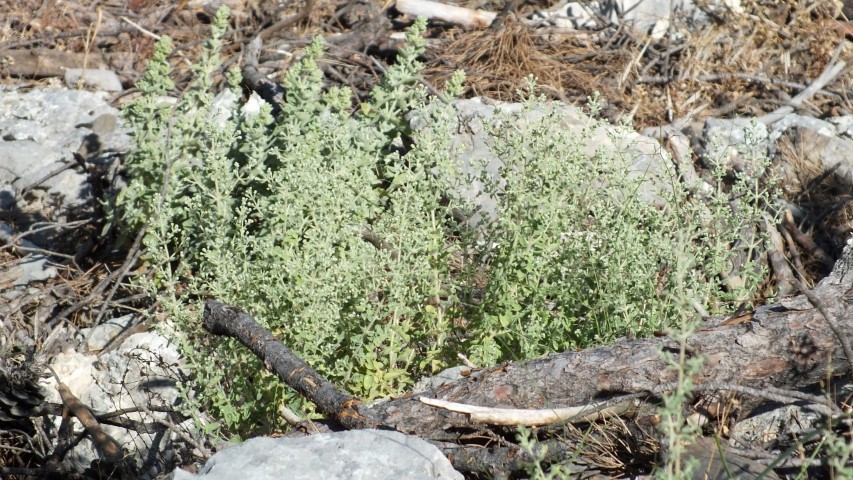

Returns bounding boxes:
[279,404,304,426]
[46,367,123,463]
[278,404,321,433]
[419,392,646,426]
[17,159,78,199]
[40,402,176,434]
[457,353,478,369]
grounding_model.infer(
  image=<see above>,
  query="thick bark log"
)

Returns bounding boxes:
[372,282,851,436]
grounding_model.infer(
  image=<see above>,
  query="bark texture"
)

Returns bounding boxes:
[369,282,851,436]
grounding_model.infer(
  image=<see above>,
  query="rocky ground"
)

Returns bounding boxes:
[1,0,853,478]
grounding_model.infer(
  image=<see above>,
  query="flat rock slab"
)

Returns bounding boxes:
[174,429,463,480]
[0,87,130,206]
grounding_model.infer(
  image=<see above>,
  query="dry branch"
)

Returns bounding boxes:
[241,36,286,113]
[202,301,371,430]
[55,384,123,463]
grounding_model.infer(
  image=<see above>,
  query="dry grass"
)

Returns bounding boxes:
[424,19,615,105]
[424,0,853,127]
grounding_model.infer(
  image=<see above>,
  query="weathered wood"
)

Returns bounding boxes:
[240,37,286,114]
[372,282,852,436]
[395,0,497,29]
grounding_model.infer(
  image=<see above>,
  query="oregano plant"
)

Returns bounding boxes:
[119,8,779,436]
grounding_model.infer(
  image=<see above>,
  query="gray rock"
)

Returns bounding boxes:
[770,113,837,140]
[0,87,131,206]
[12,159,88,201]
[9,254,57,286]
[769,113,853,187]
[701,117,770,178]
[64,68,123,92]
[41,331,190,479]
[0,141,62,186]
[174,430,463,480]
[82,314,136,353]
[830,115,853,138]
[0,221,58,285]
[730,403,821,449]
[444,98,673,226]
[0,118,42,141]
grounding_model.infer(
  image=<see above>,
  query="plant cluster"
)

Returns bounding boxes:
[118,7,778,435]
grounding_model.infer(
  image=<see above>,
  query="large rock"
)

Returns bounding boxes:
[0,87,129,207]
[173,430,463,480]
[769,113,853,189]
[41,328,190,479]
[443,98,673,226]
[0,87,133,291]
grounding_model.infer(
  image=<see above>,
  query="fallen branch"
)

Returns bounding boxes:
[202,301,371,430]
[55,383,123,463]
[241,36,286,114]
